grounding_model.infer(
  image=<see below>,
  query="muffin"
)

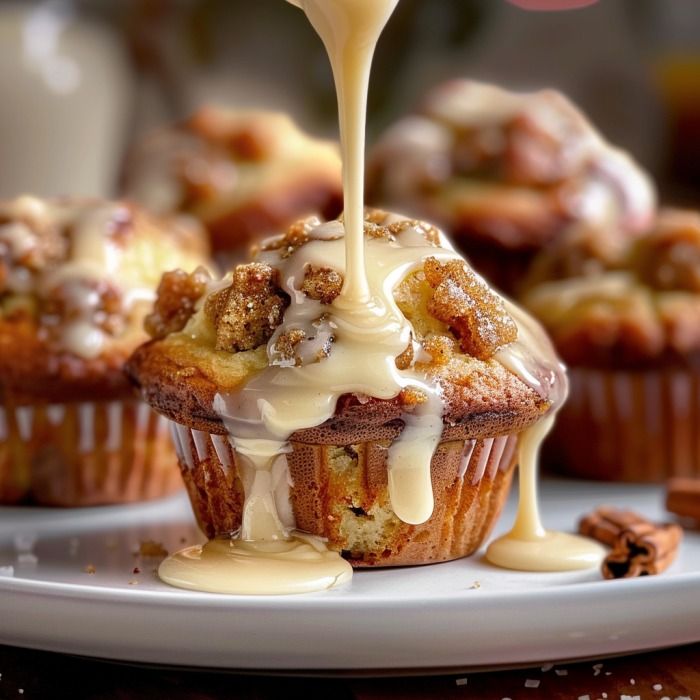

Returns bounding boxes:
[127,211,564,567]
[122,107,343,258]
[366,80,656,294]
[521,208,700,481]
[0,195,210,505]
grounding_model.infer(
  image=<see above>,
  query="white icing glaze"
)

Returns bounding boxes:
[486,414,605,571]
[160,0,588,596]
[0,196,200,359]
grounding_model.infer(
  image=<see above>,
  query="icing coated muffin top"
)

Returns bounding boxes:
[128,211,562,439]
[0,195,210,402]
[367,80,656,251]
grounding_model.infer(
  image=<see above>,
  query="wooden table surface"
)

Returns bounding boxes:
[1,643,699,699]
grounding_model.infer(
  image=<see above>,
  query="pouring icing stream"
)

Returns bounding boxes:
[159,0,602,595]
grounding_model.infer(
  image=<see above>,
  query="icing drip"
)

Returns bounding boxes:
[215,224,464,528]
[486,414,605,571]
[159,0,594,596]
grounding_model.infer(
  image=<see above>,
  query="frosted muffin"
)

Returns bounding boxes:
[128,211,564,567]
[521,209,700,481]
[122,107,343,258]
[0,196,210,505]
[367,80,655,294]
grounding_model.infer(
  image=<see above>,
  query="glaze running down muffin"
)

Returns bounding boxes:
[0,195,210,505]
[521,208,700,481]
[367,80,656,294]
[122,107,343,257]
[128,210,564,567]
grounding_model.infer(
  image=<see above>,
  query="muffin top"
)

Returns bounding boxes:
[128,211,564,440]
[122,107,343,250]
[367,80,655,251]
[0,196,210,402]
[520,209,700,370]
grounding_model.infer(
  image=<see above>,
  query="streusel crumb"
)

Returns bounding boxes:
[145,267,210,339]
[205,262,288,351]
[423,257,517,359]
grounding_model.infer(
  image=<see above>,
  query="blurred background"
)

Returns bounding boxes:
[0,0,699,202]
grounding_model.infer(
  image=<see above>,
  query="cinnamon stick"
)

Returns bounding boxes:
[578,506,683,580]
[666,478,700,521]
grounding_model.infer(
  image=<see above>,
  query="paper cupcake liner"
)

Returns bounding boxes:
[0,400,182,506]
[549,368,700,482]
[168,420,520,567]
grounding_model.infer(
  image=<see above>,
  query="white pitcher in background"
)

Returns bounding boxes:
[0,1,133,198]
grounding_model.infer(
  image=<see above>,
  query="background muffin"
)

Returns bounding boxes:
[122,107,343,259]
[0,195,210,505]
[128,212,562,567]
[521,208,700,481]
[367,80,656,294]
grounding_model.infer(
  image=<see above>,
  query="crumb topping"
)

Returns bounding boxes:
[423,257,517,359]
[156,215,520,379]
[145,267,211,340]
[205,262,289,352]
[421,335,456,366]
[258,218,312,258]
[301,265,343,304]
[272,328,308,364]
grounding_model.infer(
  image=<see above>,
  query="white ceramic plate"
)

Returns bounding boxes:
[0,479,698,673]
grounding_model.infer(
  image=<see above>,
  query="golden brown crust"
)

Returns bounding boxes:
[0,316,134,403]
[632,209,700,293]
[0,197,210,400]
[127,334,548,441]
[122,107,343,254]
[128,213,552,436]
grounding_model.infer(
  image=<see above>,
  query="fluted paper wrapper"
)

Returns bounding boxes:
[168,420,520,567]
[0,400,182,506]
[550,368,700,482]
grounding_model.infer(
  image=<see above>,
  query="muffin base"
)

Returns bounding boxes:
[549,368,700,482]
[0,400,182,506]
[169,420,520,567]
